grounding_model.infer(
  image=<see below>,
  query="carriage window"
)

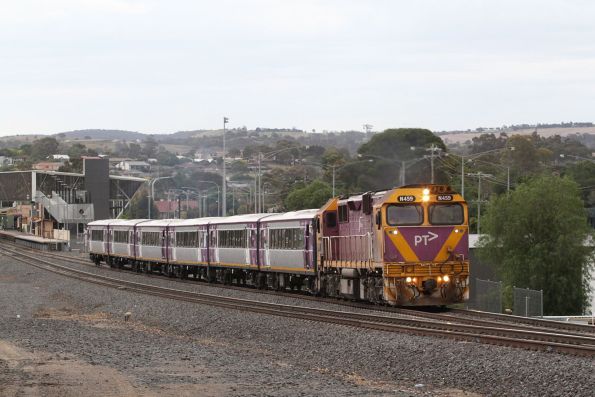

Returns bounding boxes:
[269,228,304,250]
[91,230,103,241]
[113,230,129,243]
[386,204,423,226]
[218,230,247,248]
[338,205,349,223]
[176,231,199,248]
[429,204,464,225]
[141,231,160,246]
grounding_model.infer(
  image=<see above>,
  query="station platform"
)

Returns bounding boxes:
[0,229,67,251]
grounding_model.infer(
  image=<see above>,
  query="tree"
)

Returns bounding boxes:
[141,137,159,159]
[469,133,507,154]
[563,161,595,207]
[284,180,332,211]
[340,128,449,191]
[30,137,59,160]
[358,128,445,161]
[479,175,593,315]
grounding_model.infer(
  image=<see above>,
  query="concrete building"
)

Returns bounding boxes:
[0,158,145,236]
[116,160,151,173]
[33,162,63,171]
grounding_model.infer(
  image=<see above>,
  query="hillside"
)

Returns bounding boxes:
[54,129,146,141]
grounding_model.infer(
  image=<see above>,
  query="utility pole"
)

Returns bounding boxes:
[467,172,492,234]
[222,117,229,217]
[426,144,442,183]
[461,157,465,198]
[401,161,406,186]
[332,165,336,197]
[363,124,373,135]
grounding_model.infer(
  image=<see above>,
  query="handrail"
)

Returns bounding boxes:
[322,233,373,268]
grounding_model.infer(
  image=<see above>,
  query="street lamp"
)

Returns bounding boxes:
[448,146,515,199]
[357,150,422,186]
[466,158,512,194]
[257,146,300,212]
[222,117,229,216]
[148,176,173,219]
[194,180,221,216]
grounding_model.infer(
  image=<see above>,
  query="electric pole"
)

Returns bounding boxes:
[426,144,442,183]
[222,117,228,217]
[466,171,492,234]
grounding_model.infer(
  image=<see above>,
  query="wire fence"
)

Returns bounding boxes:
[470,278,544,317]
[513,287,543,317]
[470,278,502,313]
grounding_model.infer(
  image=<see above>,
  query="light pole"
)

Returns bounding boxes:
[469,158,512,194]
[149,176,173,219]
[222,117,229,216]
[357,150,421,187]
[257,146,300,212]
[194,180,221,216]
[466,171,493,234]
[449,146,515,199]
[425,144,442,184]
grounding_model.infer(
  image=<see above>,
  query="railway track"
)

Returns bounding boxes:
[11,242,595,337]
[3,243,595,357]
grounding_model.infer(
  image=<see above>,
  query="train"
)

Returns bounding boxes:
[87,184,469,306]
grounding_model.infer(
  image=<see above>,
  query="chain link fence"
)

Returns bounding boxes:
[513,287,543,317]
[470,278,502,313]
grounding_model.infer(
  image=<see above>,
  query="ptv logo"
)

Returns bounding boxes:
[414,231,438,246]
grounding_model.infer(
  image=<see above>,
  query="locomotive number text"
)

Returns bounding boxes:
[398,195,416,202]
[437,195,453,201]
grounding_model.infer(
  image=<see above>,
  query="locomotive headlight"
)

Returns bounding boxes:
[390,230,398,235]
[406,277,412,283]
[443,275,450,282]
[437,276,442,282]
[422,195,430,202]
[423,188,430,195]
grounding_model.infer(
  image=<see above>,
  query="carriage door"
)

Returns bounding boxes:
[248,227,258,267]
[106,226,112,256]
[261,227,269,268]
[168,227,175,262]
[128,229,134,258]
[160,229,167,261]
[209,228,218,263]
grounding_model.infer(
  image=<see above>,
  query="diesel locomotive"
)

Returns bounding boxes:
[87,184,469,306]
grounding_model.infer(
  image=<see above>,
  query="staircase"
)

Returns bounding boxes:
[34,191,94,224]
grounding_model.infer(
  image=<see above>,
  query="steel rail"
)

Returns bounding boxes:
[3,240,594,337]
[23,244,595,336]
[4,247,595,357]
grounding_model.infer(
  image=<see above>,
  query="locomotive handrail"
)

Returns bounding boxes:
[322,233,374,268]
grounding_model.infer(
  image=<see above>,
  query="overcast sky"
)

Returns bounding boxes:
[1,0,594,136]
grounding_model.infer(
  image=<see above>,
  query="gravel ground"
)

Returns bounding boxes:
[1,254,594,396]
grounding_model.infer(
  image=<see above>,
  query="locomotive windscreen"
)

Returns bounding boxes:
[429,203,464,225]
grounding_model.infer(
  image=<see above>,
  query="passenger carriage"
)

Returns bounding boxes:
[259,209,318,290]
[87,219,149,267]
[168,218,215,266]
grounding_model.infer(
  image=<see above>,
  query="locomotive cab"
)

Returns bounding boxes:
[377,184,470,306]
